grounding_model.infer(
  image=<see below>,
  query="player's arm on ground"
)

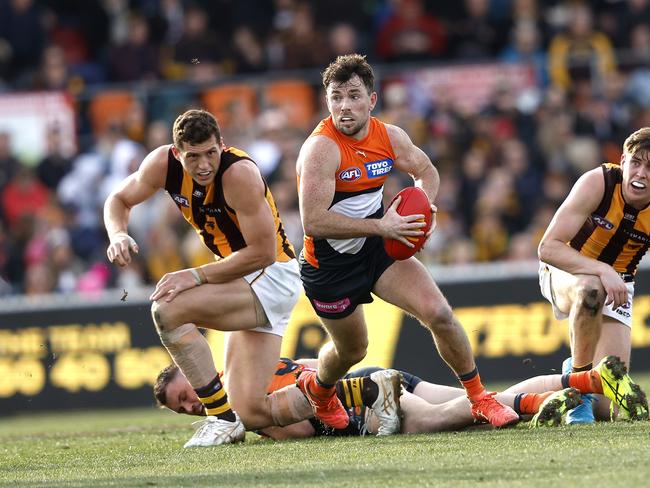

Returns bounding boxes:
[198,160,277,284]
[104,145,168,267]
[259,421,316,440]
[538,168,628,307]
[298,136,424,241]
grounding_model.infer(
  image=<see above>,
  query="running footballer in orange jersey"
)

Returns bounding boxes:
[538,127,650,421]
[294,53,518,430]
[104,109,317,448]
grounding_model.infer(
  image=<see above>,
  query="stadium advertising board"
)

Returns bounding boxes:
[0,303,170,413]
[404,62,536,114]
[0,92,77,165]
[2,271,650,414]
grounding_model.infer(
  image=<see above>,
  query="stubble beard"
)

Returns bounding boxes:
[336,119,365,137]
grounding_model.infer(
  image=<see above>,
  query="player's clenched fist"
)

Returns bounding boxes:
[107,232,139,267]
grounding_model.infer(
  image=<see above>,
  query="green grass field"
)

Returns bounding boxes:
[2,373,650,488]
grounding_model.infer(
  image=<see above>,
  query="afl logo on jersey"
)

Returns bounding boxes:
[338,167,362,182]
[171,193,190,207]
[592,214,614,230]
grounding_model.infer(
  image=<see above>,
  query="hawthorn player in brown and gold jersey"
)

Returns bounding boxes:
[104,109,311,448]
[538,127,650,420]
[164,145,294,262]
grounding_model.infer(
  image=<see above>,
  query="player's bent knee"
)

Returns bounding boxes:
[151,300,181,332]
[150,300,164,331]
[347,346,367,365]
[422,303,454,331]
[574,278,605,314]
[339,342,368,365]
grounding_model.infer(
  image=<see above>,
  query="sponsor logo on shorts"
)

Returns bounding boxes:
[171,194,190,207]
[338,167,362,182]
[613,296,632,318]
[312,298,351,313]
[591,214,614,231]
[364,159,393,178]
[614,307,631,318]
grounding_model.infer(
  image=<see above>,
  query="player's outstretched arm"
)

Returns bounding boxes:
[259,422,316,440]
[104,145,168,267]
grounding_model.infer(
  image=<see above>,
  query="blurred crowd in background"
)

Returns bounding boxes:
[1,0,650,296]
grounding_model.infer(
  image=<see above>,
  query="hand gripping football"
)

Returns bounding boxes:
[383,187,433,260]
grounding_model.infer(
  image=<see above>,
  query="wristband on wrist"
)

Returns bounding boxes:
[197,266,208,284]
[189,268,203,286]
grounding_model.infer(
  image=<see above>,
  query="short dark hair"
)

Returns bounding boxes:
[153,363,180,407]
[322,54,374,95]
[623,127,650,157]
[172,109,221,149]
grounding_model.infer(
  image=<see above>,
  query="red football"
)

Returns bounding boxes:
[383,187,433,260]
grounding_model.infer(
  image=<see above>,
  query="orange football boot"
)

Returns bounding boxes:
[297,370,350,429]
[471,391,520,427]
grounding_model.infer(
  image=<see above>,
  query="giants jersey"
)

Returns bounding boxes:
[266,357,309,393]
[303,116,396,268]
[570,163,650,277]
[165,146,295,261]
[264,358,364,437]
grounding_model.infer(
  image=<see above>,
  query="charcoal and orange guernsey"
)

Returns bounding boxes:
[267,358,308,393]
[301,115,396,269]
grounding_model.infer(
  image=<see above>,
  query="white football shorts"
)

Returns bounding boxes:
[538,262,634,328]
[245,259,301,337]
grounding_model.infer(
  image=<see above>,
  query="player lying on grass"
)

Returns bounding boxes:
[154,355,647,439]
[155,357,570,437]
[157,357,404,437]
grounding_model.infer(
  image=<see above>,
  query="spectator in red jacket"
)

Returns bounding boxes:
[375,0,447,62]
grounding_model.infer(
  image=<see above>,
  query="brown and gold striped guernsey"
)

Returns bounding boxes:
[164,146,295,262]
[569,163,650,278]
